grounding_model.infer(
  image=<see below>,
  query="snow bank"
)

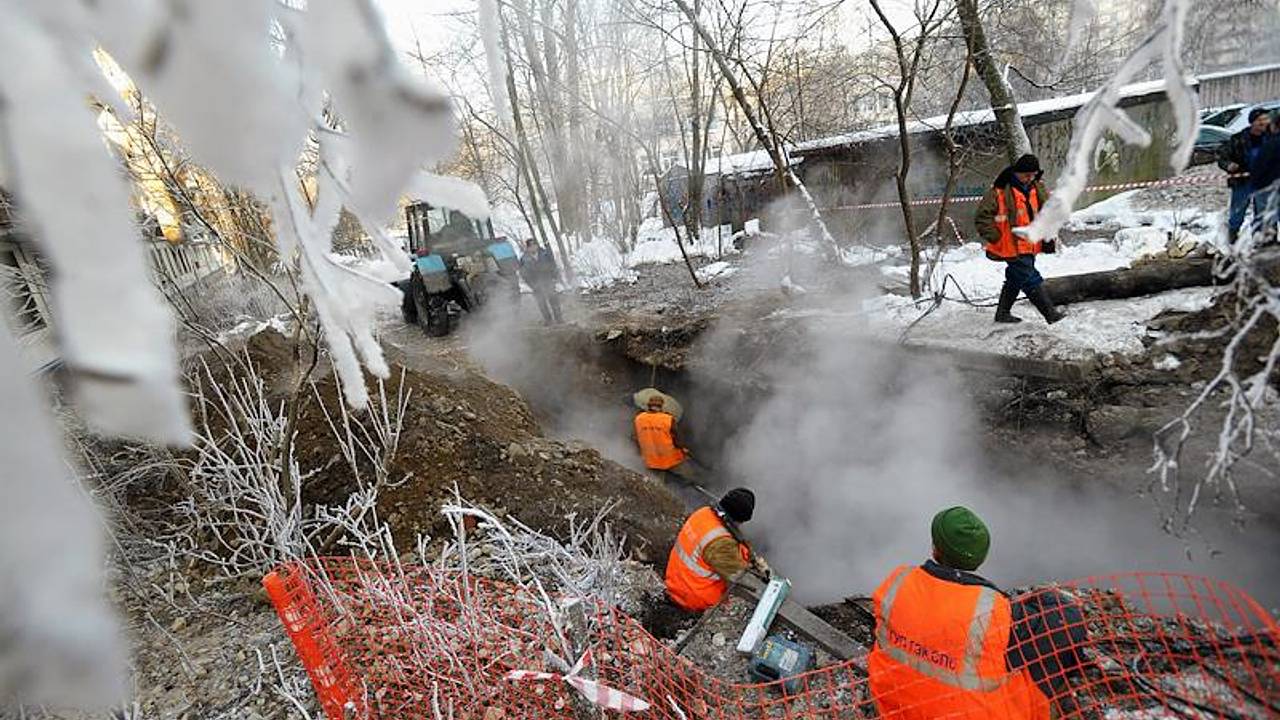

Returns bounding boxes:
[571,237,638,290]
[1065,190,1221,236]
[217,314,293,344]
[696,261,736,283]
[329,252,409,282]
[627,218,738,268]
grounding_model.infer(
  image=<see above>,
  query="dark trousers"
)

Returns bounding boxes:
[531,283,562,324]
[1004,254,1044,293]
[1228,184,1254,234]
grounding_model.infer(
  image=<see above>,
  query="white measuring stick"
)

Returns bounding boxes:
[737,577,791,654]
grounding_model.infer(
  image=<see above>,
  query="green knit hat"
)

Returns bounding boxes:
[931,506,990,571]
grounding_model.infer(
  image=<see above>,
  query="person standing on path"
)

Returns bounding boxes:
[1246,114,1280,244]
[518,238,563,325]
[975,154,1066,325]
[1218,108,1273,243]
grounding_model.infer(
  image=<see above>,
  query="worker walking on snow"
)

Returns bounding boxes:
[665,488,768,612]
[868,506,1053,719]
[633,393,703,484]
[975,154,1067,325]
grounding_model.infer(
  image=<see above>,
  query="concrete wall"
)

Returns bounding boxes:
[793,92,1182,245]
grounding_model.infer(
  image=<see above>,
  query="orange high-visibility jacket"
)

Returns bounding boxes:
[634,411,685,470]
[665,506,749,611]
[868,565,1051,720]
[982,186,1044,260]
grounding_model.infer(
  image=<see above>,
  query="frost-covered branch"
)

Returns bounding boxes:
[1149,183,1280,531]
[1024,0,1197,242]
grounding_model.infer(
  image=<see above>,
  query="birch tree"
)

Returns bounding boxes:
[955,0,1032,162]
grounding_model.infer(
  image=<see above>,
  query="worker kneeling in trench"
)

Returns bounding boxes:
[869,506,1085,719]
[665,488,768,613]
[633,392,710,485]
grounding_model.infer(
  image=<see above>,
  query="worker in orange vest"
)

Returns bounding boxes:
[633,394,702,484]
[868,506,1053,720]
[665,488,767,612]
[975,153,1067,325]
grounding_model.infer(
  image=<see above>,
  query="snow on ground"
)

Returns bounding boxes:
[858,287,1214,360]
[841,189,1224,362]
[880,236,1171,301]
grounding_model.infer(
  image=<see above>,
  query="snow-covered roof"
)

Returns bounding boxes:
[1197,61,1280,83]
[668,148,802,181]
[795,77,1177,155]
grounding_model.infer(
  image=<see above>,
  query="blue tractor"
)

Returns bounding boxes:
[397,202,520,337]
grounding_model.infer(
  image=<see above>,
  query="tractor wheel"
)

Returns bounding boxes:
[399,279,418,325]
[423,295,452,337]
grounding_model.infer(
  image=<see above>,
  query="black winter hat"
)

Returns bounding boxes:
[1011,154,1042,173]
[718,488,756,523]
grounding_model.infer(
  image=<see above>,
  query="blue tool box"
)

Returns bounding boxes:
[748,635,814,694]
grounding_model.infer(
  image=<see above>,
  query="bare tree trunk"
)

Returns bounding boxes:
[651,167,704,289]
[870,0,945,298]
[934,54,973,245]
[501,10,576,282]
[686,0,705,244]
[669,0,839,256]
[956,0,1031,163]
[510,0,582,242]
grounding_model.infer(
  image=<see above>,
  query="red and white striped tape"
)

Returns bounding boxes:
[506,648,652,712]
[829,171,1246,211]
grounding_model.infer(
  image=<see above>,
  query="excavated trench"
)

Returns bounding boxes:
[472,319,1280,611]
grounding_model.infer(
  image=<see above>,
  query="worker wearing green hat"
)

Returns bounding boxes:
[867,506,1054,720]
[931,505,991,571]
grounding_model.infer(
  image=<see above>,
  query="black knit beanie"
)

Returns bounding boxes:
[1011,154,1042,173]
[718,488,756,523]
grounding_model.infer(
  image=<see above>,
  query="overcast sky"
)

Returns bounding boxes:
[373,0,470,56]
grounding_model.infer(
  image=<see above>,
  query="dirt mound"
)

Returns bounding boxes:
[280,344,686,561]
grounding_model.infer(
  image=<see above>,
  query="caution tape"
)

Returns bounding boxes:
[505,648,652,712]
[828,171,1246,212]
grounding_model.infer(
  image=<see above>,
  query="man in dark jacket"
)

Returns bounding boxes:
[974,154,1065,324]
[1218,108,1273,243]
[1250,117,1280,244]
[518,238,563,325]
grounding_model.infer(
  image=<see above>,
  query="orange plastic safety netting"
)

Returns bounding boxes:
[264,558,1280,719]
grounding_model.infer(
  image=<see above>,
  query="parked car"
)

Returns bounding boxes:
[1201,100,1280,134]
[1201,103,1245,127]
[1191,125,1233,165]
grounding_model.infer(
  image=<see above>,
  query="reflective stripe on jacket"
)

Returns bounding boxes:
[664,506,748,611]
[983,186,1043,260]
[634,411,685,470]
[868,565,1051,720]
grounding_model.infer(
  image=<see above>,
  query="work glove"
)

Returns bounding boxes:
[751,555,771,578]
[1042,239,1058,254]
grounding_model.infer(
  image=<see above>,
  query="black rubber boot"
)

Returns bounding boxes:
[994,283,1023,324]
[1027,284,1067,324]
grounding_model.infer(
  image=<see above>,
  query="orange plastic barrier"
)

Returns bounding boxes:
[265,560,1280,719]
